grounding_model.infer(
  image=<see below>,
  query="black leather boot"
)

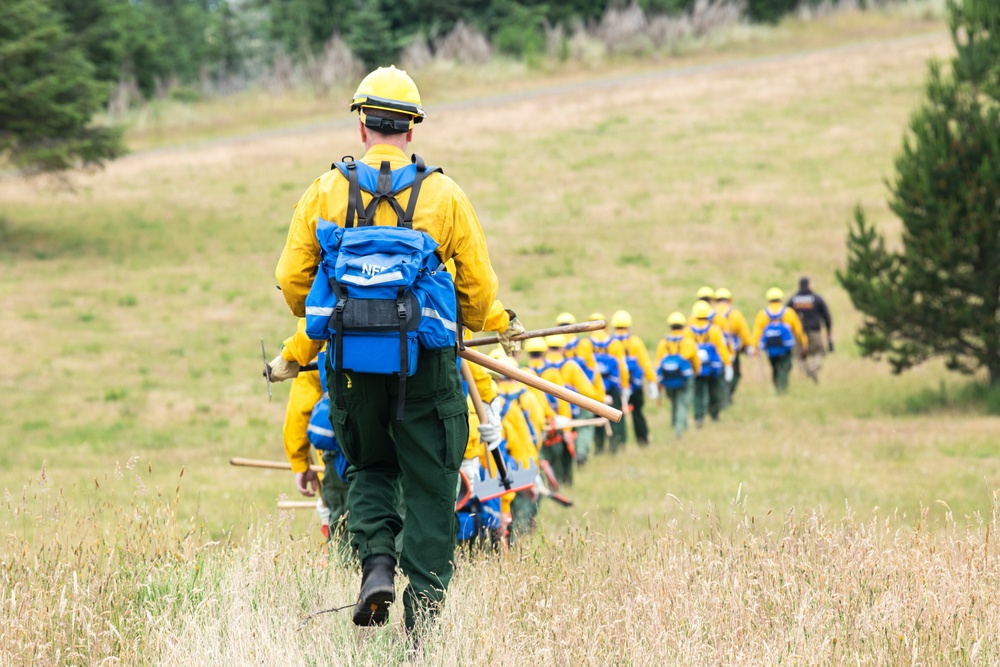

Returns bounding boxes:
[352,554,396,626]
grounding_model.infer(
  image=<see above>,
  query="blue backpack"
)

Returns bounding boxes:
[610,334,644,391]
[592,339,622,392]
[760,308,796,358]
[690,325,723,378]
[657,336,693,389]
[306,394,350,483]
[304,155,458,419]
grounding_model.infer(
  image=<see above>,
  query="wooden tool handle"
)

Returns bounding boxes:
[465,320,606,348]
[458,347,624,423]
[230,457,324,474]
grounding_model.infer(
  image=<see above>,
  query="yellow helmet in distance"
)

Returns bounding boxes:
[556,312,577,326]
[714,287,733,301]
[523,337,547,353]
[696,286,715,300]
[610,310,633,329]
[351,66,425,133]
[489,347,508,362]
[766,287,784,302]
[667,312,687,327]
[691,301,713,320]
[544,334,567,348]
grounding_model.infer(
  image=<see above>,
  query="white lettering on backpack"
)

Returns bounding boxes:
[362,263,386,277]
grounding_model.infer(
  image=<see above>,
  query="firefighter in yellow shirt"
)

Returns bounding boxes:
[265,319,349,541]
[688,301,732,427]
[589,312,627,453]
[524,337,576,486]
[608,310,657,445]
[274,66,526,631]
[655,312,702,438]
[554,313,605,464]
[714,288,754,399]
[751,287,809,394]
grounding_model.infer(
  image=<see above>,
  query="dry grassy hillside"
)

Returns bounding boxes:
[3,8,999,665]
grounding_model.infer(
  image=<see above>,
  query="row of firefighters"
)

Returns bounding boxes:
[275,285,813,549]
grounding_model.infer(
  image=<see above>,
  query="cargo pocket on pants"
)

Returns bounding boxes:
[435,395,469,472]
[329,405,360,467]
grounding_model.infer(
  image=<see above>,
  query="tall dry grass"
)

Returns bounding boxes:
[3,465,998,665]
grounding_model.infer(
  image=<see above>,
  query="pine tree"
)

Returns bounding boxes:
[838,0,1000,386]
[0,0,125,173]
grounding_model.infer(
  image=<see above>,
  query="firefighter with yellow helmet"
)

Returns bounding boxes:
[275,65,525,632]
[689,301,732,427]
[714,288,753,398]
[555,312,605,464]
[751,287,808,394]
[608,310,657,445]
[655,312,701,438]
[589,312,627,453]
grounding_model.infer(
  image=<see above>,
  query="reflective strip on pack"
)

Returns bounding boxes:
[306,306,335,317]
[307,423,335,439]
[339,270,405,287]
[421,307,457,332]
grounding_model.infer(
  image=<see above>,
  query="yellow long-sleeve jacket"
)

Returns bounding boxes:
[498,381,548,449]
[688,319,733,367]
[720,306,753,353]
[609,333,656,384]
[751,305,808,350]
[279,319,323,473]
[655,331,702,377]
[526,357,572,421]
[564,335,606,402]
[544,351,602,401]
[275,144,508,334]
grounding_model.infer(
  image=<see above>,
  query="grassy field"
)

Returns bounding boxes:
[3,5,1000,664]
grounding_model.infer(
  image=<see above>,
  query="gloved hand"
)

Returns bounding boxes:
[724,365,734,383]
[267,353,299,382]
[478,420,502,449]
[621,388,632,409]
[487,396,504,424]
[645,381,659,401]
[496,310,526,355]
[603,394,613,405]
[827,340,834,353]
[553,415,571,430]
[460,456,482,482]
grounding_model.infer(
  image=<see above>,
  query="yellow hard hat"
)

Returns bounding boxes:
[714,287,732,301]
[667,312,687,327]
[351,66,425,132]
[691,301,713,320]
[766,287,784,302]
[589,312,606,325]
[489,347,507,362]
[544,334,567,348]
[524,337,547,353]
[556,312,576,326]
[610,310,633,329]
[696,286,715,300]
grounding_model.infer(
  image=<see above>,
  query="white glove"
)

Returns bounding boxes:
[487,396,504,425]
[496,311,526,355]
[267,354,299,382]
[460,457,482,482]
[724,365,734,383]
[621,388,632,408]
[477,420,502,450]
[553,415,571,430]
[645,381,659,401]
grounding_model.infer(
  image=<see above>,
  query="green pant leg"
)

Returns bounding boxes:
[560,435,575,486]
[509,490,537,543]
[708,376,725,419]
[630,389,649,444]
[593,418,606,455]
[693,377,710,420]
[574,409,595,463]
[320,451,351,554]
[542,439,567,484]
[607,386,627,451]
[669,384,692,436]
[387,347,467,631]
[772,353,792,394]
[328,375,401,564]
[730,353,742,396]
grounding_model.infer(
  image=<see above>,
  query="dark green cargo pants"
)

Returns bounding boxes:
[320,450,350,556]
[327,346,467,631]
[769,352,793,394]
